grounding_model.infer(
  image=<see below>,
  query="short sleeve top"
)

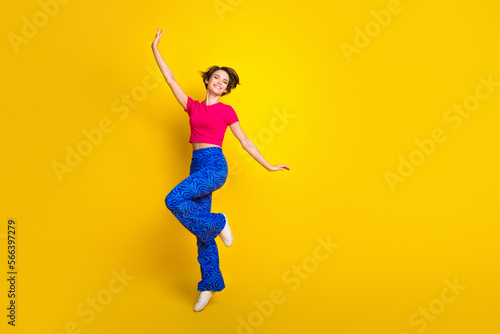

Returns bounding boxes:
[184,96,239,147]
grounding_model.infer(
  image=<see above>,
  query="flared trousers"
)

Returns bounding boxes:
[165,146,228,291]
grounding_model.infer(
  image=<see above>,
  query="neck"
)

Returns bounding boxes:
[205,91,220,106]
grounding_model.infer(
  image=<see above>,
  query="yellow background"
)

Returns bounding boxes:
[1,0,499,333]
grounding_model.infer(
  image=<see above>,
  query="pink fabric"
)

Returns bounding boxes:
[185,96,239,147]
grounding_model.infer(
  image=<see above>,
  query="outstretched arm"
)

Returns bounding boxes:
[229,122,290,172]
[151,28,188,110]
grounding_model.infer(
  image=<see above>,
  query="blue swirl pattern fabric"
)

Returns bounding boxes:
[165,147,228,292]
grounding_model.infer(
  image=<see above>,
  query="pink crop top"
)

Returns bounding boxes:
[184,96,239,147]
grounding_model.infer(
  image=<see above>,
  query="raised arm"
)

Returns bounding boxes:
[229,121,290,172]
[151,28,188,110]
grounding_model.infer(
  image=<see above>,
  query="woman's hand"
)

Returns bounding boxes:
[152,28,164,49]
[267,165,290,172]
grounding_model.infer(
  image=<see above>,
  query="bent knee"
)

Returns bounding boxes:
[165,192,179,211]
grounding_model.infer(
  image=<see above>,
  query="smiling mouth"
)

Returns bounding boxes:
[214,84,222,90]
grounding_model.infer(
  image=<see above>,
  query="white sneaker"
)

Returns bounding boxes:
[219,213,233,247]
[194,291,214,312]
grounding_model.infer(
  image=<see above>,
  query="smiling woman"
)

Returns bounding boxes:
[200,65,240,97]
[150,27,290,312]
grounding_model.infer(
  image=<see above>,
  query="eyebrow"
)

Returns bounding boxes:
[214,74,229,82]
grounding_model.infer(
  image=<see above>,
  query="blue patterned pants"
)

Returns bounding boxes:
[165,147,228,292]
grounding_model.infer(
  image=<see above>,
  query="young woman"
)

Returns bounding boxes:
[151,28,290,312]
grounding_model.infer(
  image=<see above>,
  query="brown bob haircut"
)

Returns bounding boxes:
[200,66,240,96]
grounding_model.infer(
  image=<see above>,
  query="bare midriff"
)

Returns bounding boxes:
[192,142,222,151]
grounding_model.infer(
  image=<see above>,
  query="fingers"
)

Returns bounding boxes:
[271,165,290,171]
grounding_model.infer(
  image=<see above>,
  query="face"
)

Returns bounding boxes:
[206,70,230,95]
